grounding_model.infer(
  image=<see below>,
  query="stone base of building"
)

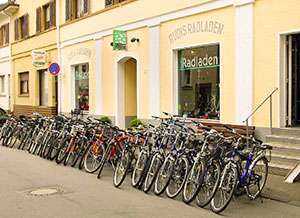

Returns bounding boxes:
[13,105,57,116]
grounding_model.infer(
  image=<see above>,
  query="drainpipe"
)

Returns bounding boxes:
[56,0,62,114]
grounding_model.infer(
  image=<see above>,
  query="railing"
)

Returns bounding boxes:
[243,87,279,142]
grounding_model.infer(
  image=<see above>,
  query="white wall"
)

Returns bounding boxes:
[0,46,11,111]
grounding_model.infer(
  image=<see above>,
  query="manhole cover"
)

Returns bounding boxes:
[29,187,61,196]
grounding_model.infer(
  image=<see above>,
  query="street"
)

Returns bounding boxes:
[0,146,299,218]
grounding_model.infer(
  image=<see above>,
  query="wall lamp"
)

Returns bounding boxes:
[131,38,140,43]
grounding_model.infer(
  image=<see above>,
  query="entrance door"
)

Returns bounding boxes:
[38,70,48,106]
[286,34,300,126]
[117,57,137,128]
[195,83,212,117]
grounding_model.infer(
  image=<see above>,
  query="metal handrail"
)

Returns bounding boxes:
[243,87,279,142]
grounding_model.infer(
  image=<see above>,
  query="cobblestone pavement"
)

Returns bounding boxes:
[0,146,299,218]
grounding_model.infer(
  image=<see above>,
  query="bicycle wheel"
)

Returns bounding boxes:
[7,129,22,148]
[113,149,131,188]
[182,159,205,204]
[97,144,112,179]
[210,162,238,214]
[84,142,105,173]
[245,157,268,200]
[166,156,189,199]
[196,159,221,208]
[154,155,174,196]
[131,150,149,188]
[56,139,69,164]
[143,152,163,193]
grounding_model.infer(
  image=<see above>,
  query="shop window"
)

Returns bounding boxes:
[178,44,220,120]
[15,14,29,41]
[0,76,5,94]
[74,63,89,111]
[19,72,29,95]
[0,23,9,46]
[65,0,89,21]
[36,1,56,33]
[105,0,127,7]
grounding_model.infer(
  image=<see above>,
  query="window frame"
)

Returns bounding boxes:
[0,75,5,95]
[0,23,9,46]
[66,0,89,22]
[15,14,29,41]
[175,43,221,120]
[19,72,29,95]
[72,62,89,111]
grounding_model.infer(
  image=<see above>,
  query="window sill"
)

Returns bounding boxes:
[18,94,29,97]
[0,94,6,97]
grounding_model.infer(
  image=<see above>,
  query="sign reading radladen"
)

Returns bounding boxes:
[179,54,219,71]
[169,20,225,44]
[32,50,47,67]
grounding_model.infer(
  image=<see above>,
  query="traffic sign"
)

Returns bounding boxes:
[48,63,60,76]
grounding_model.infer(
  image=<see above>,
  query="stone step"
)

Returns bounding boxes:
[270,142,300,157]
[271,128,300,138]
[268,162,294,176]
[270,154,300,168]
[266,135,300,145]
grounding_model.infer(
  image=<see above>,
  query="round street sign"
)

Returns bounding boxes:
[49,63,60,76]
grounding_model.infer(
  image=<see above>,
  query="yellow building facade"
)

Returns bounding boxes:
[6,0,58,115]
[3,0,300,132]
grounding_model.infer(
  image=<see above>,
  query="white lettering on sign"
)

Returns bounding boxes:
[180,55,219,70]
[169,20,224,44]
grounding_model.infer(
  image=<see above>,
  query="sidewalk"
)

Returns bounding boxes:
[262,174,300,207]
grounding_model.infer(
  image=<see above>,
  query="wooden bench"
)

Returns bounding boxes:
[199,121,255,137]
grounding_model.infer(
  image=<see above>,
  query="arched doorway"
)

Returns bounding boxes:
[116,56,138,128]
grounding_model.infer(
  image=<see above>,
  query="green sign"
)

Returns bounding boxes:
[113,30,127,51]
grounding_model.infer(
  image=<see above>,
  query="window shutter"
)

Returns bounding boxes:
[24,14,29,38]
[5,24,9,44]
[36,7,41,33]
[66,0,70,21]
[50,1,56,27]
[14,19,19,40]
[83,0,89,14]
[0,27,3,46]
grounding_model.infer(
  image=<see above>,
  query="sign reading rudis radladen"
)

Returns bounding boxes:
[113,30,127,51]
[169,20,225,44]
[179,53,219,71]
[32,50,47,67]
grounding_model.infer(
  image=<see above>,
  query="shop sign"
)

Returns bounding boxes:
[169,20,225,44]
[32,50,47,67]
[179,54,219,71]
[113,30,127,50]
[67,48,92,61]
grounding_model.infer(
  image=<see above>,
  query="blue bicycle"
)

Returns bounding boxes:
[210,126,272,213]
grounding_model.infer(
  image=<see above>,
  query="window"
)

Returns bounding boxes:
[36,1,56,33]
[105,0,127,7]
[15,14,29,41]
[178,44,220,120]
[74,63,89,111]
[0,24,9,46]
[19,72,29,95]
[66,0,89,21]
[0,76,5,94]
